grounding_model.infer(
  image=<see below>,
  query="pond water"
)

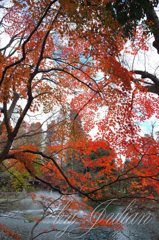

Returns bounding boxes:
[0,191,158,240]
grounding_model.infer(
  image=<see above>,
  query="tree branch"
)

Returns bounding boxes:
[132,70,159,95]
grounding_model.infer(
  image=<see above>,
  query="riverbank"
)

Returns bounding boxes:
[0,191,28,200]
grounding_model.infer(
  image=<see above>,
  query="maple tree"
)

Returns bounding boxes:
[0,0,159,239]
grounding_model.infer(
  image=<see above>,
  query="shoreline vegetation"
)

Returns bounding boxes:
[0,191,28,200]
[0,191,159,208]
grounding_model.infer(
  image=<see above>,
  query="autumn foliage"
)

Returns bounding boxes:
[0,0,159,239]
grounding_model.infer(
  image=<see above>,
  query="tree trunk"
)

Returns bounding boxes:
[146,7,159,53]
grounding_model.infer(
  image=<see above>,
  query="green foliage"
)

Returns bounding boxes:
[22,213,34,223]
[9,168,31,192]
[0,169,11,192]
[0,159,42,192]
[90,147,109,160]
[89,147,112,173]
[106,0,158,37]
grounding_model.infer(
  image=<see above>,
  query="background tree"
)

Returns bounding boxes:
[12,121,43,150]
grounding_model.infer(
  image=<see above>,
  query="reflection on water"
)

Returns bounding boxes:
[0,191,159,240]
